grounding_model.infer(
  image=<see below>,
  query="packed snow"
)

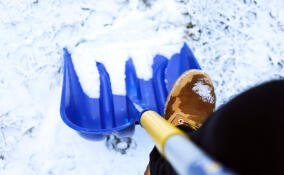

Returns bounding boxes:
[0,0,283,175]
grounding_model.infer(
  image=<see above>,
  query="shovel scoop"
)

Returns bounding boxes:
[60,43,200,140]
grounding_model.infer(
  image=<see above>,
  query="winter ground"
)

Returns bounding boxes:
[0,0,283,174]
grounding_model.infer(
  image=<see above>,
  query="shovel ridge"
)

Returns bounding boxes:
[96,62,116,129]
[60,43,200,140]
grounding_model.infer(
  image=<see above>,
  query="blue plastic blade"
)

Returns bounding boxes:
[60,43,201,138]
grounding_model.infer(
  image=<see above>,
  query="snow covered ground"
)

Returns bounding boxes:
[0,0,283,174]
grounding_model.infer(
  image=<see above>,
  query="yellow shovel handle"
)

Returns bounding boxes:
[140,110,233,175]
[140,110,188,157]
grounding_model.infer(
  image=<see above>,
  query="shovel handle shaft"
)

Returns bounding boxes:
[140,110,234,175]
[140,110,188,156]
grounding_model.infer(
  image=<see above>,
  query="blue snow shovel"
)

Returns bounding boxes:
[60,43,234,175]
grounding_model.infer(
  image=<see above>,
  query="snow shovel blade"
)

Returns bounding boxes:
[60,43,200,140]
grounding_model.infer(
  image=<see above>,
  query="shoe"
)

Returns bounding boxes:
[164,69,215,129]
[144,69,215,175]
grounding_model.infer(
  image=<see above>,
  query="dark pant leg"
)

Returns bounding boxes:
[191,80,284,174]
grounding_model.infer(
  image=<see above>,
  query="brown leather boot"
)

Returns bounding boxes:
[164,69,215,129]
[144,69,215,175]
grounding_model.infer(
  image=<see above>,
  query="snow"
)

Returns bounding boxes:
[192,80,214,104]
[71,2,185,97]
[0,0,283,175]
[184,0,284,106]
